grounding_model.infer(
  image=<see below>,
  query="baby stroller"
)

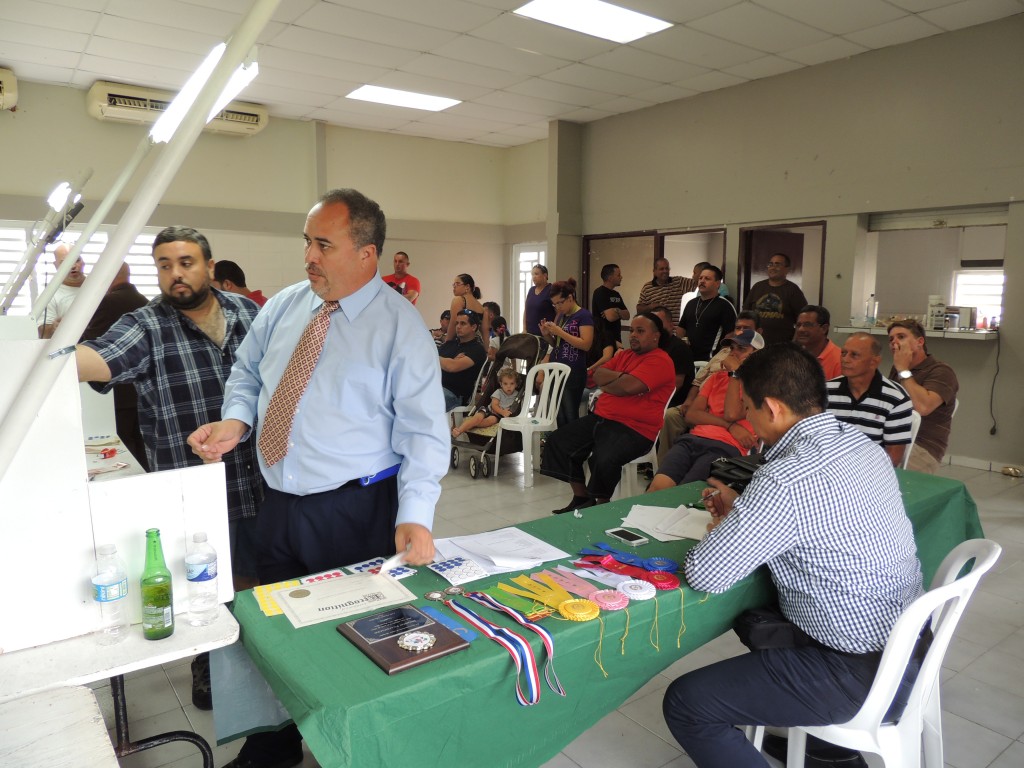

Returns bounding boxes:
[450,333,544,479]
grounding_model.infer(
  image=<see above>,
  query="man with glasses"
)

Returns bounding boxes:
[793,305,841,379]
[438,309,487,411]
[742,252,807,345]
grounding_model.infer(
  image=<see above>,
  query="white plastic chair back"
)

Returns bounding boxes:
[785,539,1001,768]
[613,387,677,500]
[900,410,923,470]
[491,362,570,486]
[693,360,709,379]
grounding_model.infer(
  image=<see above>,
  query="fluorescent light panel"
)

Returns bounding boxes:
[514,0,671,44]
[346,85,460,112]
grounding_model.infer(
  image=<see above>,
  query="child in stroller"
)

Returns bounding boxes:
[452,367,520,437]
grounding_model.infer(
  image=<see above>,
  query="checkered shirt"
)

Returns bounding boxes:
[685,411,923,653]
[83,291,263,521]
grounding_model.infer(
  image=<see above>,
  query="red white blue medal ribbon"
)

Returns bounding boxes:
[446,599,542,706]
[465,591,566,698]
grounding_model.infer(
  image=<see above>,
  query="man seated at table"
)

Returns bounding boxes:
[542,313,675,514]
[827,332,913,467]
[438,309,486,411]
[662,343,924,768]
[647,329,762,492]
[888,319,960,474]
[793,304,841,379]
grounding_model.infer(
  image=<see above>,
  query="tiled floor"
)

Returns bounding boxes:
[91,458,1024,768]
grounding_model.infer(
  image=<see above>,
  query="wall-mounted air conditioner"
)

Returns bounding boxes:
[85,80,268,136]
[0,68,17,111]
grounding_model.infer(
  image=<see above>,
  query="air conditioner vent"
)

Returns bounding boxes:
[87,80,267,136]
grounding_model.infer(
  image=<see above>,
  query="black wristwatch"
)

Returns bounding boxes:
[728,370,740,379]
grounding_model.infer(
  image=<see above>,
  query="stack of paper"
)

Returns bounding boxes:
[619,504,712,542]
[434,527,571,576]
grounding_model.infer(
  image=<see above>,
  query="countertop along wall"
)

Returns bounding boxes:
[577,15,1024,467]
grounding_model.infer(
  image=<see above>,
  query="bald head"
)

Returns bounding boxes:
[54,243,85,288]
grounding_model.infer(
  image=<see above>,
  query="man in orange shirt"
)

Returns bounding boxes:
[794,305,841,379]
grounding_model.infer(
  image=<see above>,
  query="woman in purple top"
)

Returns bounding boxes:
[524,265,555,335]
[540,277,594,426]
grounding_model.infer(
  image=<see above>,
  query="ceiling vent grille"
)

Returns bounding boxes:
[86,81,267,136]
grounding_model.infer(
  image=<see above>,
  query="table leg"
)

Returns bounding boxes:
[110,673,214,768]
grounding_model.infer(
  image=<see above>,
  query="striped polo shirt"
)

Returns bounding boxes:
[826,371,913,447]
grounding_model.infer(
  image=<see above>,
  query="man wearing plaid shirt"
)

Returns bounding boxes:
[662,343,924,768]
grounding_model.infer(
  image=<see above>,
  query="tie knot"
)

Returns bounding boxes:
[320,300,340,316]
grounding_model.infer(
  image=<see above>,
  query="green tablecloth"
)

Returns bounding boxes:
[233,471,982,768]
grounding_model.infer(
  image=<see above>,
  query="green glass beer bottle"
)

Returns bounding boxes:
[141,528,174,640]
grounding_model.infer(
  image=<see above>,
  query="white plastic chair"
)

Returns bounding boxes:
[900,410,923,470]
[763,539,1001,768]
[493,362,570,486]
[613,388,677,500]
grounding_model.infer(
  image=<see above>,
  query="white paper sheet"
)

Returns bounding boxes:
[434,528,572,576]
[272,573,416,628]
[620,503,712,542]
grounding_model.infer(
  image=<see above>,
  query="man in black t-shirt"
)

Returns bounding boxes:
[680,266,737,361]
[652,306,695,408]
[742,252,807,345]
[592,263,630,347]
[438,309,486,410]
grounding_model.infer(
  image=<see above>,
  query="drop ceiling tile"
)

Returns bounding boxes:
[93,14,221,55]
[920,0,1023,31]
[322,93,433,118]
[843,14,945,48]
[270,26,422,68]
[254,64,358,98]
[43,0,108,10]
[324,0,503,33]
[432,34,567,76]
[308,107,411,130]
[259,46,389,84]
[244,81,338,107]
[632,83,700,103]
[445,100,534,124]
[76,54,188,89]
[395,120,480,141]
[399,54,527,90]
[495,121,549,138]
[590,95,657,115]
[16,63,77,84]
[632,25,764,68]
[724,54,803,80]
[468,0,532,10]
[256,21,289,44]
[417,112,519,133]
[584,46,709,83]
[85,36,201,73]
[556,106,616,123]
[370,71,491,101]
[0,0,99,34]
[673,70,748,92]
[294,3,460,50]
[688,2,832,52]
[469,133,531,147]
[782,36,868,66]
[754,0,908,35]
[506,77,614,108]
[0,39,82,68]
[0,18,89,50]
[475,89,574,117]
[265,102,318,120]
[886,0,962,10]
[625,0,746,24]
[103,0,240,37]
[469,13,617,61]
[542,63,660,97]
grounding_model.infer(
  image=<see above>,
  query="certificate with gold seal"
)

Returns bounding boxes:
[272,572,417,628]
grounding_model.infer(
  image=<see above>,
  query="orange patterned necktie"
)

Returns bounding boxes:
[258,300,340,466]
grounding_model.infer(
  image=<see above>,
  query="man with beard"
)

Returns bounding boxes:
[75,225,262,712]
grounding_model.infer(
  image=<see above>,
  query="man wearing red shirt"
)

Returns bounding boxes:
[382,250,421,304]
[542,313,675,513]
[794,305,841,380]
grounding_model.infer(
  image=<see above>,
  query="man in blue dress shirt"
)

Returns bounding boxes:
[189,188,449,768]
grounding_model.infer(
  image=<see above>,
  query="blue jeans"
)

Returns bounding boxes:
[442,387,463,412]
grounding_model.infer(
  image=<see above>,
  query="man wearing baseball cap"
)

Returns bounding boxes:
[647,329,764,491]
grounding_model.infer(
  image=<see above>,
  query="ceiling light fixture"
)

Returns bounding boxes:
[346,85,460,112]
[514,0,671,44]
[149,43,260,144]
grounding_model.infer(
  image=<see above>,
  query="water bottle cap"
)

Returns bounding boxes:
[193,532,208,543]
[97,543,116,555]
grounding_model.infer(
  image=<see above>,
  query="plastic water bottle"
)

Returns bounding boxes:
[93,543,129,645]
[186,532,219,626]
